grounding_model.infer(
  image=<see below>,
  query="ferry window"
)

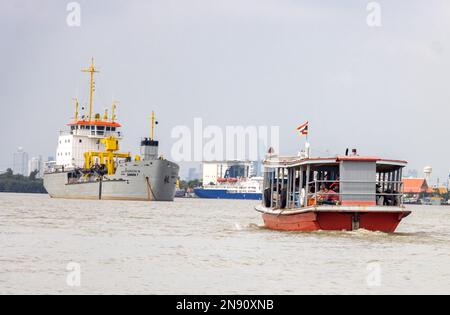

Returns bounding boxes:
[79,139,82,143]
[112,127,116,131]
[106,127,111,131]
[97,126,105,131]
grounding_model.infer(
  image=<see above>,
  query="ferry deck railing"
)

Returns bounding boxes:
[308,180,404,207]
[268,180,404,209]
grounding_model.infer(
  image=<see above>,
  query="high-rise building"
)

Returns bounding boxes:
[28,156,43,178]
[249,161,261,177]
[13,147,29,176]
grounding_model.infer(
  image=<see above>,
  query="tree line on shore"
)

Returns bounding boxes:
[178,179,202,190]
[0,169,47,194]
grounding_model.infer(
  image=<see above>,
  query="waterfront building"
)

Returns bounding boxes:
[13,147,29,176]
[28,156,44,178]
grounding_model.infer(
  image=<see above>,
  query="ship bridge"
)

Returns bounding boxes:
[66,120,123,139]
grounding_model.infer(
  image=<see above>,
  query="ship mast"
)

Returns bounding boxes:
[81,58,99,122]
[151,111,156,141]
[111,101,118,122]
[73,97,79,121]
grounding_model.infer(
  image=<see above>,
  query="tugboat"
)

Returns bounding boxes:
[43,59,179,201]
[256,148,411,233]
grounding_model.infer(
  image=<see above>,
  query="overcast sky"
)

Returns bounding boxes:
[0,0,449,182]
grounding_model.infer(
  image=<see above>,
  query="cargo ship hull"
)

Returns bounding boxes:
[194,188,262,200]
[44,160,179,201]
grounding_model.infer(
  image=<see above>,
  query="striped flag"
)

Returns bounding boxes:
[296,121,309,136]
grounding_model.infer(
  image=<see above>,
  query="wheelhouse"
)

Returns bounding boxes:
[66,121,123,139]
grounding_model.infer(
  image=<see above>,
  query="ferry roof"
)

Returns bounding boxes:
[67,120,122,128]
[264,155,407,168]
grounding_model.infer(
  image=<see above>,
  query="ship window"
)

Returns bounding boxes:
[112,127,116,131]
[79,139,82,143]
[97,126,105,131]
[106,127,111,131]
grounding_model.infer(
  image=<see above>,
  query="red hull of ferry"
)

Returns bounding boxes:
[262,211,410,233]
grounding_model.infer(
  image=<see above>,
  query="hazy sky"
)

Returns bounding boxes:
[0,0,449,182]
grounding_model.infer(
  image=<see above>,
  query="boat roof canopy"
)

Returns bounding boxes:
[264,155,407,169]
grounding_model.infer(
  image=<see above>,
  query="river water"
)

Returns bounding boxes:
[0,193,449,295]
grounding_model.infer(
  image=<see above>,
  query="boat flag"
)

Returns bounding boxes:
[296,121,309,136]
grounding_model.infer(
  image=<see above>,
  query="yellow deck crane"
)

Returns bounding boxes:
[84,136,131,175]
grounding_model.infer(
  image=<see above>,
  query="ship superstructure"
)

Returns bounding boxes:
[44,59,179,201]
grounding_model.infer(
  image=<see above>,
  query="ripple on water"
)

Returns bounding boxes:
[0,194,449,294]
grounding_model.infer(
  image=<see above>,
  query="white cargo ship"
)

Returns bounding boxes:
[44,59,179,201]
[194,161,263,200]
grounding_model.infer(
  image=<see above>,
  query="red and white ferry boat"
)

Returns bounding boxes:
[255,150,411,233]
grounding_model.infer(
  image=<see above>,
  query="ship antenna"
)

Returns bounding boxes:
[81,58,99,122]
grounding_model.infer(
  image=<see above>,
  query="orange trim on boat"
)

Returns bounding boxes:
[67,120,122,127]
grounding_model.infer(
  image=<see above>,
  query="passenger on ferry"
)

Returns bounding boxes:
[317,185,328,204]
[325,188,339,205]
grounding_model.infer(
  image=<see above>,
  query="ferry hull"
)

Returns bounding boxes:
[194,188,262,200]
[257,206,411,233]
[44,160,179,202]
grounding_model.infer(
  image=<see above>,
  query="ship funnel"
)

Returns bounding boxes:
[140,138,159,161]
